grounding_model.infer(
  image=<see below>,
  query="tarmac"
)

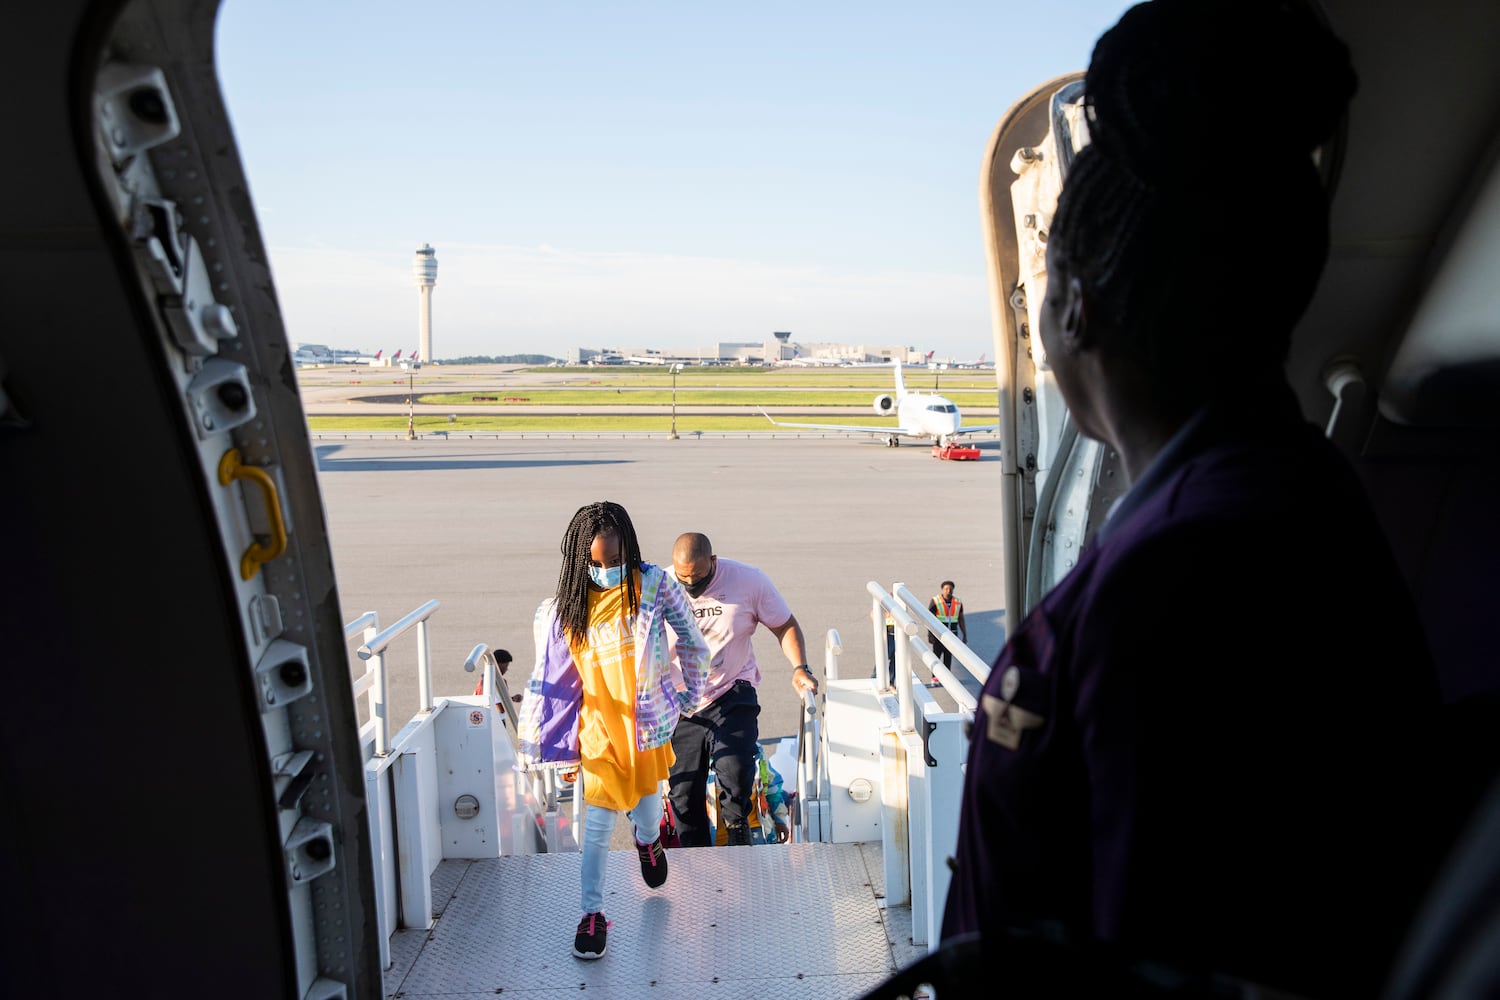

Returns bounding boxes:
[317,434,1008,741]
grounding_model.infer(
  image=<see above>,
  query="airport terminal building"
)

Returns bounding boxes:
[564,332,923,366]
[296,334,926,368]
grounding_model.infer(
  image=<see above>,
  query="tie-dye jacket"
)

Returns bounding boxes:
[516,563,709,770]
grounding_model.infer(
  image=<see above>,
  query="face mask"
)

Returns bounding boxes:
[589,564,624,589]
[681,563,716,598]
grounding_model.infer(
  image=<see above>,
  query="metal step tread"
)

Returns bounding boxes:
[385,841,918,998]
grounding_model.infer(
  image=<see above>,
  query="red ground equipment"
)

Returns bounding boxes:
[932,443,981,461]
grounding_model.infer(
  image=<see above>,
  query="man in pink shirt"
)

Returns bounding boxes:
[668,532,818,847]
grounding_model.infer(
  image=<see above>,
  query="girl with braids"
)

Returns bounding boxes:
[941,2,1438,995]
[516,501,709,960]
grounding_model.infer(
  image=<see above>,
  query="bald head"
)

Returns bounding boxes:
[673,532,713,562]
[672,532,717,596]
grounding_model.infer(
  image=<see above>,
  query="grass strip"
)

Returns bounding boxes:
[414,389,998,407]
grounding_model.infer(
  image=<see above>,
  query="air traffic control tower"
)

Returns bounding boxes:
[413,243,437,363]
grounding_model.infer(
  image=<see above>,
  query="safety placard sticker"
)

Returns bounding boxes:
[468,708,485,729]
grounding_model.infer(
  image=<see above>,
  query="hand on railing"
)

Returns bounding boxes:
[797,686,824,843]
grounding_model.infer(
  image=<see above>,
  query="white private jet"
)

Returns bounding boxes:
[759,361,998,447]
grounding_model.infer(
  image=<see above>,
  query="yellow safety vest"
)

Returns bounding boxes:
[933,596,961,627]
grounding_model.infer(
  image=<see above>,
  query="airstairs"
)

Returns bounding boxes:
[351,582,988,999]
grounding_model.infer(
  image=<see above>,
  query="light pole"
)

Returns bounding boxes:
[668,363,684,440]
[405,364,416,441]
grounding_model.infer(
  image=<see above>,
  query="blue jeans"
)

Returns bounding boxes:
[580,787,663,914]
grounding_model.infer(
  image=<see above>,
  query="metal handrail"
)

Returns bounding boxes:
[465,642,569,853]
[868,583,989,731]
[892,583,991,688]
[343,611,378,639]
[357,599,442,657]
[868,580,919,690]
[787,628,838,843]
[869,582,924,729]
[358,598,441,722]
[349,599,441,755]
[824,627,843,682]
[346,613,378,699]
[465,642,520,735]
[903,631,979,714]
[344,612,381,755]
[818,630,837,811]
[796,688,820,843]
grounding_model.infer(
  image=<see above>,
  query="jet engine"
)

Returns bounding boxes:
[873,394,895,415]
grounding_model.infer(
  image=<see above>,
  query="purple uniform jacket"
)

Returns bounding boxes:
[941,386,1440,997]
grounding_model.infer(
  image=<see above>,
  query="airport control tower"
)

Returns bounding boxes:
[413,243,437,363]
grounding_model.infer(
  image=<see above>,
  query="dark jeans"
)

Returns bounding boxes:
[931,625,957,668]
[668,679,760,847]
[885,626,897,685]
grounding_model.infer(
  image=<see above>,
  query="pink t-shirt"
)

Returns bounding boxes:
[671,557,793,711]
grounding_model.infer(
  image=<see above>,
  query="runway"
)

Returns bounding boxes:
[315,435,1008,738]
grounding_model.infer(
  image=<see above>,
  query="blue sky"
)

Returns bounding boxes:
[216,2,1130,361]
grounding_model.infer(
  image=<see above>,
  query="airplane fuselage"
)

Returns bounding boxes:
[898,392,962,442]
[761,361,995,446]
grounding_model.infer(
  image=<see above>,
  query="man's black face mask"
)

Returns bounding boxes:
[681,563,715,598]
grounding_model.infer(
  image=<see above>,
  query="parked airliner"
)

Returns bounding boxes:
[759,361,998,447]
[778,350,845,367]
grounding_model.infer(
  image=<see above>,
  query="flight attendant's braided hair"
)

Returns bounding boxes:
[1050,0,1356,410]
[553,501,643,646]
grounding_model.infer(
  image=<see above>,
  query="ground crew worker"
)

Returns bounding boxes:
[927,581,966,668]
[473,647,521,703]
[871,605,897,686]
[884,607,897,684]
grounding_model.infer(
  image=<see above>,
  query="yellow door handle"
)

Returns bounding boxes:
[218,448,288,580]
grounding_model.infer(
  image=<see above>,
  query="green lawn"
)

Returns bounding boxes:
[301,364,1000,431]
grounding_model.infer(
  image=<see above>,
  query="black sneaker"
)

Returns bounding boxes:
[573,911,608,959]
[636,837,668,889]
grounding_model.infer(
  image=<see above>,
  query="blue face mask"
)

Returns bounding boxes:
[589,564,624,589]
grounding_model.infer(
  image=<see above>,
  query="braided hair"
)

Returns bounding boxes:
[1051,0,1356,409]
[553,501,644,646]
